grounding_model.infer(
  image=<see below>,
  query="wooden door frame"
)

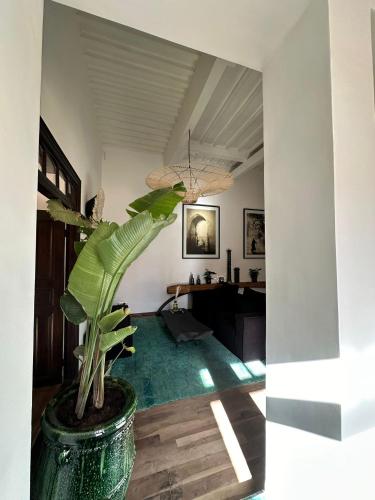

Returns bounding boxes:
[38,118,81,382]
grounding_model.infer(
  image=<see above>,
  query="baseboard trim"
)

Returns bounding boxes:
[132,311,157,317]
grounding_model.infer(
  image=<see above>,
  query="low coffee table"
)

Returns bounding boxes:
[161,308,213,343]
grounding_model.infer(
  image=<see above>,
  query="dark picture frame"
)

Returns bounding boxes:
[243,208,265,259]
[182,204,220,259]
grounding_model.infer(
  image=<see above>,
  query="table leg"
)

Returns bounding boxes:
[156,292,188,315]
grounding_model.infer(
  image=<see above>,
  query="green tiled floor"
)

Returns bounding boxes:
[242,492,265,500]
[112,316,265,411]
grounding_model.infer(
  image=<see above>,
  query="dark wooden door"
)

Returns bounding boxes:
[33,210,65,386]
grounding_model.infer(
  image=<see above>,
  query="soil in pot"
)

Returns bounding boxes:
[57,386,126,430]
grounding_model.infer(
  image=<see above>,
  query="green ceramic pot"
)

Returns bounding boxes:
[32,378,137,500]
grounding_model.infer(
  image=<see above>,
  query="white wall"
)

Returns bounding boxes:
[41,0,102,207]
[328,0,375,439]
[266,420,375,499]
[0,1,43,499]
[264,0,375,497]
[102,146,264,313]
[263,0,339,365]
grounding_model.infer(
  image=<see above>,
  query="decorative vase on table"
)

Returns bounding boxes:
[234,267,240,283]
[226,249,232,282]
[249,268,261,283]
[203,269,216,285]
[32,379,136,500]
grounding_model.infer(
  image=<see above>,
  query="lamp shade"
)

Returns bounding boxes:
[146,162,233,204]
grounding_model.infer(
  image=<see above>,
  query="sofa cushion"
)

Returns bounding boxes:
[211,283,239,311]
[191,284,239,327]
[240,288,266,314]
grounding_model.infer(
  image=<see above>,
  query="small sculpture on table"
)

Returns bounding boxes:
[171,285,183,314]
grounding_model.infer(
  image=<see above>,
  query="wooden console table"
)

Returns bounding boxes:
[157,281,266,314]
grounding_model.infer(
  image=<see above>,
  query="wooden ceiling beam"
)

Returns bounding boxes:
[188,141,248,163]
[231,146,264,178]
[164,55,229,165]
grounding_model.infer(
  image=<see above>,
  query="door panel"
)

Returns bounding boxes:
[33,210,65,386]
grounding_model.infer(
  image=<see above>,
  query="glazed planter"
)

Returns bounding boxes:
[32,378,137,500]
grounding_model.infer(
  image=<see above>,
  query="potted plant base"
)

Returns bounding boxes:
[32,378,137,500]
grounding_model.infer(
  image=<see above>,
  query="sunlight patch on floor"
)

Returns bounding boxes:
[231,362,253,381]
[245,360,266,377]
[199,368,215,388]
[210,399,252,482]
[249,389,266,417]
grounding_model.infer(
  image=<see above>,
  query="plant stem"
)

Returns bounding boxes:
[105,344,126,376]
[75,320,98,419]
[92,336,100,406]
[93,358,105,409]
[75,274,126,418]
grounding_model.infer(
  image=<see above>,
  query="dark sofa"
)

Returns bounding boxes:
[191,284,266,362]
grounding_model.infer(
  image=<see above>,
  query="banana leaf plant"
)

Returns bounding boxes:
[48,183,185,419]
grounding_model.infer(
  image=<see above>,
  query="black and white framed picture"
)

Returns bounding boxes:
[182,204,220,259]
[243,208,265,259]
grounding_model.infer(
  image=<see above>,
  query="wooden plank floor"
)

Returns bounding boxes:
[127,382,265,500]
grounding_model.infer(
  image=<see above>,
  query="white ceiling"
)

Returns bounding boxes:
[77,11,264,175]
[191,65,263,164]
[53,0,311,71]
[54,0,311,174]
[79,13,199,154]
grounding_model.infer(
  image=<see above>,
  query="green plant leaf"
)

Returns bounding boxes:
[47,199,93,228]
[74,240,86,256]
[98,307,130,333]
[127,182,185,219]
[99,326,137,353]
[97,211,176,277]
[126,209,138,218]
[125,346,136,354]
[67,222,118,318]
[73,345,85,359]
[82,227,95,238]
[60,292,87,325]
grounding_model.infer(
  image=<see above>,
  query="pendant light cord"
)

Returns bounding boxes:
[188,129,192,189]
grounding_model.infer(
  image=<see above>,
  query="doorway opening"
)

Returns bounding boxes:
[32,119,81,441]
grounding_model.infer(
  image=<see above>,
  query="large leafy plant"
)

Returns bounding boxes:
[48,183,185,419]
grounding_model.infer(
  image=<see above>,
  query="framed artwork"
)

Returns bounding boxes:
[243,208,265,259]
[182,204,220,259]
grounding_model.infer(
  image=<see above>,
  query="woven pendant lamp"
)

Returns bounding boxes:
[146,131,233,203]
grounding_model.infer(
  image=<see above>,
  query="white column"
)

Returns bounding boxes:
[328,0,375,439]
[0,1,43,498]
[263,0,375,497]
